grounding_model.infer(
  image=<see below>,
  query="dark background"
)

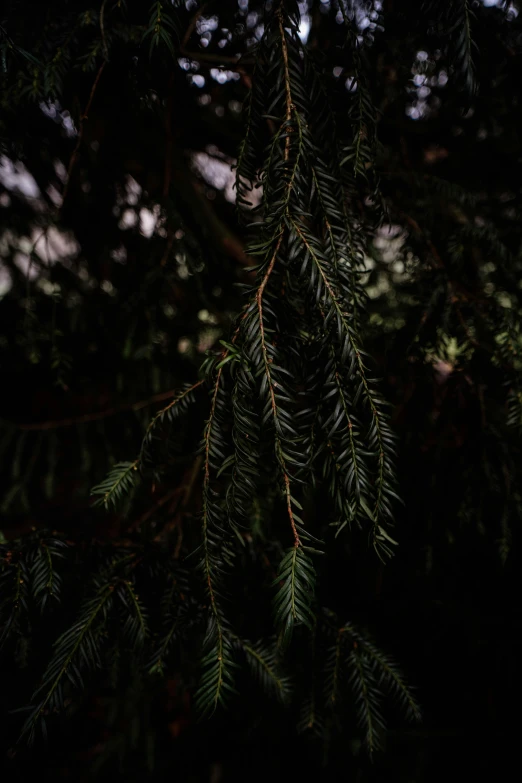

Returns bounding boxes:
[1,1,521,780]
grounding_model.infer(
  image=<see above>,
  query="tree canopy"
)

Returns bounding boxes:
[0,1,521,781]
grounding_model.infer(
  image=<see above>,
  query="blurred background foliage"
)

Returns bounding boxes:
[1,0,522,780]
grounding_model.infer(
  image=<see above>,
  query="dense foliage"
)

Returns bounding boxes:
[1,1,521,780]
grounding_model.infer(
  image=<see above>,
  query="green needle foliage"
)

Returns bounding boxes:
[0,0,521,778]
[91,461,139,509]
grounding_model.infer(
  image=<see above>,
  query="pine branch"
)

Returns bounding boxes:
[147,573,187,675]
[0,558,30,649]
[91,460,139,509]
[194,618,237,718]
[119,580,149,652]
[21,577,115,742]
[139,379,204,464]
[240,638,291,703]
[324,629,344,707]
[273,546,316,647]
[289,217,398,557]
[143,1,180,59]
[196,336,242,717]
[359,639,421,723]
[348,644,386,755]
[29,538,67,612]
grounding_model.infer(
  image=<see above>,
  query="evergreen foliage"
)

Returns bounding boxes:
[0,1,521,780]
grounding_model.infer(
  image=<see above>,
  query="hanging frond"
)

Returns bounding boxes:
[239,637,291,703]
[348,643,386,755]
[142,1,180,59]
[194,618,237,718]
[356,635,422,723]
[29,537,67,612]
[147,570,191,675]
[20,573,115,743]
[318,614,421,752]
[0,552,30,649]
[338,3,381,185]
[448,0,477,95]
[118,579,149,652]
[324,629,345,708]
[10,0,521,765]
[297,691,325,737]
[273,546,316,647]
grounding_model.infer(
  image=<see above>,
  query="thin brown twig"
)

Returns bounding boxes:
[141,380,204,448]
[256,233,284,423]
[173,454,203,557]
[279,11,294,133]
[283,471,300,547]
[100,0,109,61]
[163,71,175,198]
[60,61,106,212]
[201,321,244,618]
[201,368,225,621]
[11,382,204,431]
